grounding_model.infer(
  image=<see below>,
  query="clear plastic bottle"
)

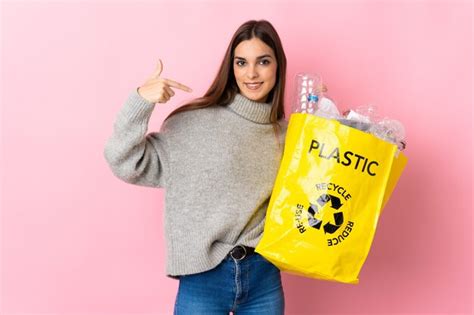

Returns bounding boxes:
[293,73,323,114]
[368,118,406,150]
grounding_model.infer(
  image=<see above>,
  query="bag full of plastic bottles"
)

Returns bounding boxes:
[255,73,408,284]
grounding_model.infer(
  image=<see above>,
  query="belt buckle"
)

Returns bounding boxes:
[230,245,247,261]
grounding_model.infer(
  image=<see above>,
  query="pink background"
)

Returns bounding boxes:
[1,1,472,314]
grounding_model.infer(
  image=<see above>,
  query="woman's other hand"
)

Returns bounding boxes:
[316,84,328,94]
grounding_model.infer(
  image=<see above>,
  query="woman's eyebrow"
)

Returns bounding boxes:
[234,54,273,60]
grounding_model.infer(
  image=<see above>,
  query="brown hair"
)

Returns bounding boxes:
[164,19,287,146]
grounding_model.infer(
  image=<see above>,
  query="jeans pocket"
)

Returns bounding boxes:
[255,253,280,271]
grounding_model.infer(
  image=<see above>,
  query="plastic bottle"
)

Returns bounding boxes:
[293,73,323,114]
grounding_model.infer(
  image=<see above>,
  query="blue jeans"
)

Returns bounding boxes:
[173,252,285,314]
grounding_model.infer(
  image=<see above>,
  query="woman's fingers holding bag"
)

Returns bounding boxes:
[314,84,328,94]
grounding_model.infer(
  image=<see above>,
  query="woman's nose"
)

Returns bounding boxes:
[247,65,258,78]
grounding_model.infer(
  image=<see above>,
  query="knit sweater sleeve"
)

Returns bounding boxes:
[103,88,170,188]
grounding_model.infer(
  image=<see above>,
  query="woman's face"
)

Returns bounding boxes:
[233,37,278,103]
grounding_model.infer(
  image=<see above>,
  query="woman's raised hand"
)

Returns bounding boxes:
[137,59,193,104]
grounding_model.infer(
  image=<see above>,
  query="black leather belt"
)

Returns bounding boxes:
[228,245,255,260]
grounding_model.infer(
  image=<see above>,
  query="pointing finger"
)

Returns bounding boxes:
[162,77,193,92]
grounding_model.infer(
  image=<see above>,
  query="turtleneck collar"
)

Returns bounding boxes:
[225,93,273,124]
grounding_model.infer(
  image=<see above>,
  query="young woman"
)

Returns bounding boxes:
[104,19,323,314]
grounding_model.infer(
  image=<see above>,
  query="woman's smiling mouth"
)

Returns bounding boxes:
[245,82,263,90]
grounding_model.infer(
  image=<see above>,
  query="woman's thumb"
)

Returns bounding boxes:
[151,59,163,78]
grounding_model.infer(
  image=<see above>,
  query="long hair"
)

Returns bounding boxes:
[164,19,287,146]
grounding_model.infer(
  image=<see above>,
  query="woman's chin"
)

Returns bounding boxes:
[241,91,267,103]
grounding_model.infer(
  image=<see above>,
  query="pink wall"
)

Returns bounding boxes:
[1,1,472,314]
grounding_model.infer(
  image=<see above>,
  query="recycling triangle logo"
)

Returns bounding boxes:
[307,194,344,234]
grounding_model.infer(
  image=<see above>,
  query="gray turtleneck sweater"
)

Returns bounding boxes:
[103,88,287,278]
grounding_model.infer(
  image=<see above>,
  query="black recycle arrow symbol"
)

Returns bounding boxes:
[307,193,344,234]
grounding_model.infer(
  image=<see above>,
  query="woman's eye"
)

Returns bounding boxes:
[235,60,270,66]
